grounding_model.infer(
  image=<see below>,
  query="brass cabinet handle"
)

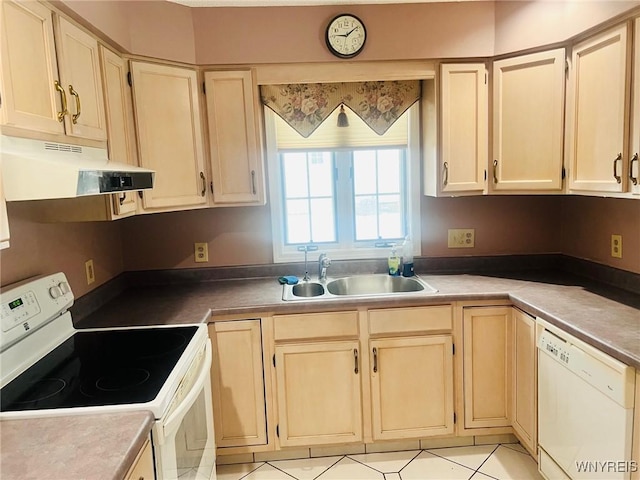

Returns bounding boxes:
[373,347,378,373]
[251,170,257,195]
[630,153,638,186]
[69,85,81,124]
[613,153,622,184]
[200,172,206,197]
[119,193,126,206]
[492,159,498,184]
[54,81,68,122]
[443,162,449,186]
[353,348,359,374]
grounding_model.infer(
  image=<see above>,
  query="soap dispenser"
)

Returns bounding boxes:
[401,236,414,277]
[388,247,400,276]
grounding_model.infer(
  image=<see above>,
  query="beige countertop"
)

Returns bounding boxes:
[77,271,640,369]
[0,411,154,480]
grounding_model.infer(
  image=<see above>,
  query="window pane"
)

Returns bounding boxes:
[310,198,336,242]
[282,153,308,198]
[377,150,401,194]
[354,195,378,240]
[378,194,403,238]
[308,152,333,197]
[353,150,377,195]
[285,199,310,243]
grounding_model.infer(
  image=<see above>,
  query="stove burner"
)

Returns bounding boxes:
[135,332,187,359]
[95,368,150,392]
[14,378,66,404]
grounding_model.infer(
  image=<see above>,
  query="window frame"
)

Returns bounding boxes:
[265,104,422,264]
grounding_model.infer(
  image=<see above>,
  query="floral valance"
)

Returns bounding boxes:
[260,80,421,138]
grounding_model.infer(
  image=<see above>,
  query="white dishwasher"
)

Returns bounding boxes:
[537,319,636,480]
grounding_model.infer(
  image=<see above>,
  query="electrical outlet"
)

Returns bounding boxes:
[194,242,209,263]
[448,229,475,248]
[611,234,622,258]
[85,259,95,285]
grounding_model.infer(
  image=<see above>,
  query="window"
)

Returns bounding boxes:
[266,104,421,263]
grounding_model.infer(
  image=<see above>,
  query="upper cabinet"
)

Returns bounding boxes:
[438,63,488,195]
[630,18,640,196]
[567,24,630,194]
[204,70,265,206]
[0,163,10,250]
[130,61,208,212]
[99,46,138,218]
[0,1,106,141]
[492,49,566,192]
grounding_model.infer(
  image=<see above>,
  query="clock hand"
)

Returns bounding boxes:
[345,26,358,37]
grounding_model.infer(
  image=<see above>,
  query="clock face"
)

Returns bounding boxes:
[326,14,366,59]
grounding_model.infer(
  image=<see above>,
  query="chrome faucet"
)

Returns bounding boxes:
[297,244,318,282]
[318,253,331,282]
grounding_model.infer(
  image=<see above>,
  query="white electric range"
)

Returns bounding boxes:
[0,273,216,480]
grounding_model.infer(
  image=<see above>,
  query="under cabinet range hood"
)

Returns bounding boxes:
[0,135,155,201]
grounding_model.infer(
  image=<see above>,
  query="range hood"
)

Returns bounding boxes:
[1,135,155,201]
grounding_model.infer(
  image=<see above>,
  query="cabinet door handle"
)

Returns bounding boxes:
[630,153,638,186]
[119,193,126,206]
[443,162,448,186]
[492,159,498,184]
[373,347,378,373]
[613,153,622,184]
[69,85,81,124]
[54,80,68,122]
[251,170,257,195]
[200,172,206,197]
[353,348,359,374]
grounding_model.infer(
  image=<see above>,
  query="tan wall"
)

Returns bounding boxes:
[0,203,124,296]
[561,196,640,274]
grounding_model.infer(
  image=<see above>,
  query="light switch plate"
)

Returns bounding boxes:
[85,259,95,285]
[195,242,209,263]
[448,229,475,248]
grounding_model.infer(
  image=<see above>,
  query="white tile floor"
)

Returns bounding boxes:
[216,443,543,480]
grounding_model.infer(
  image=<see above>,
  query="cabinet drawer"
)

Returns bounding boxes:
[274,311,359,341]
[368,305,452,336]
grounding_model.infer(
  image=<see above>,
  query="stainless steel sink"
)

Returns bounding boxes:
[282,274,437,301]
[327,274,434,296]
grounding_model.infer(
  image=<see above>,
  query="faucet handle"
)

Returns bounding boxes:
[319,253,331,266]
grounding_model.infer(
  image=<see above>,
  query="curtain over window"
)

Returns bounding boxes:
[261,80,420,138]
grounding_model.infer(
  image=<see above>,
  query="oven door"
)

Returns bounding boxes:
[154,339,216,480]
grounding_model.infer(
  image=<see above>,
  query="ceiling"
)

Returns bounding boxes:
[167,0,482,7]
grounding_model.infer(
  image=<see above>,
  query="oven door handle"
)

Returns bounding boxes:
[160,339,212,439]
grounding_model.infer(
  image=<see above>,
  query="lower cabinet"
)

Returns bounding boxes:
[370,335,454,440]
[124,439,154,480]
[275,341,363,447]
[511,307,537,456]
[209,320,268,448]
[463,306,512,429]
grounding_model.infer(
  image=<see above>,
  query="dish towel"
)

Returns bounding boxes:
[278,275,299,285]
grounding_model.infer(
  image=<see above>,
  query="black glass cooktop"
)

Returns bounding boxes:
[0,326,198,412]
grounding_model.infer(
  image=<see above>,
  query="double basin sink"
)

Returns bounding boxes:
[282,274,437,301]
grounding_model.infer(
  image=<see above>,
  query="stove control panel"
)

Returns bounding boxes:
[0,273,74,349]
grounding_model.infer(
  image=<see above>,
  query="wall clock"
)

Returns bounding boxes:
[325,14,366,59]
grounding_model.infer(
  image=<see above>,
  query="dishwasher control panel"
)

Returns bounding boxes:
[539,330,570,365]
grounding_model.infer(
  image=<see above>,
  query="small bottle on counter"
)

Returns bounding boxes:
[388,247,401,276]
[401,236,414,277]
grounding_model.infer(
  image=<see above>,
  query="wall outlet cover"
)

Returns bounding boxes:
[448,229,475,248]
[85,259,95,285]
[195,242,209,263]
[611,234,622,259]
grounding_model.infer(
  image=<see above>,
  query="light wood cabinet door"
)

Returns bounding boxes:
[511,308,536,456]
[630,18,640,195]
[130,61,208,211]
[204,70,265,206]
[209,320,267,448]
[631,370,640,480]
[0,164,9,249]
[493,49,565,191]
[463,306,512,429]
[0,0,64,135]
[99,46,137,218]
[439,64,488,194]
[275,341,362,447]
[54,16,106,141]
[370,336,454,441]
[568,24,630,193]
[124,439,154,480]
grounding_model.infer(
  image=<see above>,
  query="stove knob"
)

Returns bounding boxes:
[58,282,70,294]
[49,286,62,299]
